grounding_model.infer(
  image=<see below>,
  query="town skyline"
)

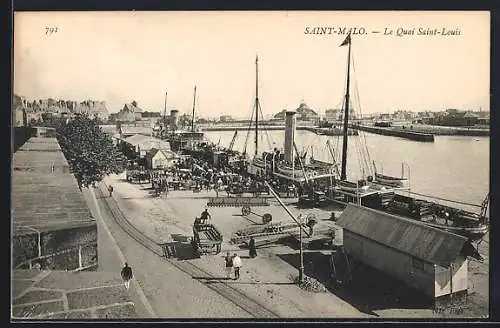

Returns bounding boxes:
[14,93,489,121]
[14,11,489,117]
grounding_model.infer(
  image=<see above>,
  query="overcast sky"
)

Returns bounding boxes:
[14,11,489,118]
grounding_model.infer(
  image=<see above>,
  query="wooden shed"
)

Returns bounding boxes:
[145,148,178,170]
[336,204,471,301]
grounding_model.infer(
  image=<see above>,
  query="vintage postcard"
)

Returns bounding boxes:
[12,11,490,320]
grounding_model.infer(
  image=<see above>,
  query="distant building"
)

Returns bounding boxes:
[337,204,470,302]
[14,96,109,123]
[391,110,416,120]
[476,111,490,125]
[274,102,319,121]
[324,109,341,122]
[117,101,143,122]
[145,148,178,169]
[324,108,357,122]
[120,134,171,158]
[295,102,318,121]
[439,111,478,127]
[219,115,233,122]
[14,105,27,127]
[13,95,28,127]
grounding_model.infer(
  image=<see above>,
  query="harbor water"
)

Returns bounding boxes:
[205,130,489,208]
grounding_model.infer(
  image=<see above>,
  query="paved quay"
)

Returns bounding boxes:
[12,270,137,319]
[87,184,253,318]
[101,174,369,318]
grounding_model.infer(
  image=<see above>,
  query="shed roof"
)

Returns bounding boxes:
[12,137,93,234]
[145,148,177,160]
[12,171,93,234]
[17,137,62,152]
[13,138,69,173]
[336,204,468,268]
[123,134,171,151]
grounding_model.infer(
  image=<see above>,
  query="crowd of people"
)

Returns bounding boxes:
[121,138,336,200]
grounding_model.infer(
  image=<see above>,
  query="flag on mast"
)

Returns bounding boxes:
[340,34,351,47]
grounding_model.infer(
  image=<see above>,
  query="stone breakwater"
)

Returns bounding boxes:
[395,124,489,137]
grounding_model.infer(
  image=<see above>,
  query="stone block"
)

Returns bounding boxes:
[12,300,64,318]
[12,233,39,268]
[95,303,136,319]
[67,286,129,310]
[34,248,80,271]
[81,243,98,268]
[12,290,63,305]
[40,225,97,255]
[45,310,93,319]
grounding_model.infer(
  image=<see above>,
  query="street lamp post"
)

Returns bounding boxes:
[298,214,304,283]
[265,181,306,284]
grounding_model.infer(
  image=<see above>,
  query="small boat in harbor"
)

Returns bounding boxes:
[374,173,408,187]
[311,127,358,136]
[385,193,490,242]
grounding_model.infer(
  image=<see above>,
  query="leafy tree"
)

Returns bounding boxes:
[55,114,126,189]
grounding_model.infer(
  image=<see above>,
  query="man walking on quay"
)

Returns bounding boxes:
[232,253,242,280]
[121,263,133,290]
[224,252,233,279]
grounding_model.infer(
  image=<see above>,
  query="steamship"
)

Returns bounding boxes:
[243,56,336,183]
[153,88,205,153]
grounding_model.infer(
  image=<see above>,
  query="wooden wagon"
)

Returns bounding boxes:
[206,196,271,222]
[192,220,223,255]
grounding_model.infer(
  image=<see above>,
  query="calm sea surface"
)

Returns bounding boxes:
[205,130,489,207]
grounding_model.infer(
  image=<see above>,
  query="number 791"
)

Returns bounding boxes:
[45,27,58,35]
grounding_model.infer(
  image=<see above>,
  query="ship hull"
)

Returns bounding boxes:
[374,173,409,187]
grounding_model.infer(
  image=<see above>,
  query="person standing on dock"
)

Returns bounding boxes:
[232,253,242,280]
[249,237,257,258]
[224,252,233,279]
[108,185,114,197]
[200,208,211,222]
[121,263,133,290]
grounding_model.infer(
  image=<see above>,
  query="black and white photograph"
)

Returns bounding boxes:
[12,11,490,320]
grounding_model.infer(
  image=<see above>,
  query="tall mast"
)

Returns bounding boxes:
[163,91,168,126]
[340,34,352,181]
[191,85,197,133]
[255,55,259,157]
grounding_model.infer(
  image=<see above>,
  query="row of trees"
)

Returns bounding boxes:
[48,115,127,190]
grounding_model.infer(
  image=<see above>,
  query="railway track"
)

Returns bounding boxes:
[95,183,279,319]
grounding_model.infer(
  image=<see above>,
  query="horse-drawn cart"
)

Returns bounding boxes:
[192,218,223,255]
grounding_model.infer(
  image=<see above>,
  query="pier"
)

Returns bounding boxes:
[352,124,435,142]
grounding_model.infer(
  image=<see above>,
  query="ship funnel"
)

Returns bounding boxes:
[284,111,296,164]
[170,109,179,130]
